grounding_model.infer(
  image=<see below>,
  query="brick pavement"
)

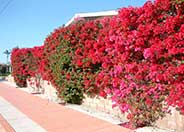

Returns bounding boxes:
[0,82,132,132]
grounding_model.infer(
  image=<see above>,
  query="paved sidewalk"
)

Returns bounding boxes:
[0,97,46,132]
[0,114,15,132]
[0,82,131,132]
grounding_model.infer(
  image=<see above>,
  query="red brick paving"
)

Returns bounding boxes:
[0,82,132,132]
[0,114,15,132]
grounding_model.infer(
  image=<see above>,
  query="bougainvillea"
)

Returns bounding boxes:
[43,34,84,104]
[11,0,184,128]
[42,20,103,104]
[11,48,34,87]
[11,46,43,87]
[94,0,184,127]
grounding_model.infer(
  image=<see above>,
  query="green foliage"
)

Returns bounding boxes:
[48,39,84,104]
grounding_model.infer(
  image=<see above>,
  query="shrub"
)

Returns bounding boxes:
[42,20,103,104]
[11,48,32,87]
[11,47,43,87]
[95,0,184,127]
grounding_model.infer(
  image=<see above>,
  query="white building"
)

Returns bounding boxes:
[65,10,118,27]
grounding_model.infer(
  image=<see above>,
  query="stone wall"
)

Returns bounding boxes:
[42,80,59,102]
[156,107,184,132]
[5,75,14,83]
[82,93,184,131]
[82,94,128,122]
[27,77,59,102]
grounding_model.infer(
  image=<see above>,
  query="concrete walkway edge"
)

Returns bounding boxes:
[0,97,46,132]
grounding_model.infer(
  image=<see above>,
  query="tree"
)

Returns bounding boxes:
[3,49,11,64]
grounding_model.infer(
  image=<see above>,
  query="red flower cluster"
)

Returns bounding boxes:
[11,46,43,87]
[11,48,32,87]
[94,0,184,127]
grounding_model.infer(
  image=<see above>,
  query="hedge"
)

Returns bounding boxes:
[11,0,184,128]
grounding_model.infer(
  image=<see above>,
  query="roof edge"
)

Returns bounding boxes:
[65,10,118,27]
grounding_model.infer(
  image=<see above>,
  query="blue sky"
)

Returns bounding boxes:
[0,0,147,63]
